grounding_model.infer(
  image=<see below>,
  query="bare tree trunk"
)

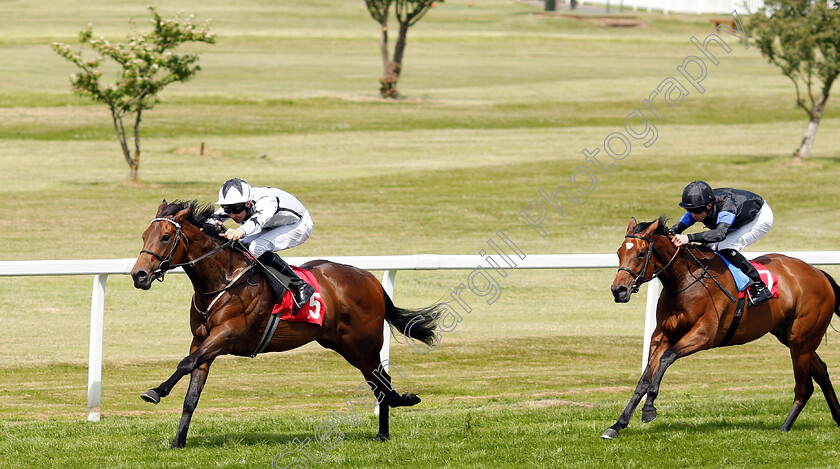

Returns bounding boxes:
[381,22,410,99]
[110,106,135,177]
[109,103,142,179]
[379,21,390,77]
[794,89,829,160]
[378,17,399,99]
[130,109,142,180]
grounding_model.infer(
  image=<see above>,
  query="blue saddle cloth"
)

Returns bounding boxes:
[715,252,751,292]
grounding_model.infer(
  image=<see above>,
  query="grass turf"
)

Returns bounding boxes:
[1,0,840,467]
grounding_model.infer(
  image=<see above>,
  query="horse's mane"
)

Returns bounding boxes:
[633,215,671,236]
[159,200,224,239]
[633,215,714,253]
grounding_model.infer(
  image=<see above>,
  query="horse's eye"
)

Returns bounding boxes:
[161,234,171,242]
[636,251,645,258]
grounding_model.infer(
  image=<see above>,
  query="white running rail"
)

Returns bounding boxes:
[2,251,840,421]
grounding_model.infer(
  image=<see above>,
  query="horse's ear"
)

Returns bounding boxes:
[174,205,191,223]
[156,200,168,216]
[642,218,660,235]
[626,217,638,235]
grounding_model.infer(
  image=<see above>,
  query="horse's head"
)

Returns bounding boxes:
[611,217,674,303]
[131,200,192,290]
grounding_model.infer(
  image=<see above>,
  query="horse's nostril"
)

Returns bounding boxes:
[134,271,148,281]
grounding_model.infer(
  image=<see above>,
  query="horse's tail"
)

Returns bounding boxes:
[821,270,840,317]
[381,288,443,346]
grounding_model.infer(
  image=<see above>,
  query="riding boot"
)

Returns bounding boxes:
[720,248,773,306]
[256,252,315,308]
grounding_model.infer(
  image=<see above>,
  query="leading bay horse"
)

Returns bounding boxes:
[604,216,840,439]
[131,200,444,448]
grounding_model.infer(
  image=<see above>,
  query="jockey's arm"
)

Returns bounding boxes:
[688,221,731,244]
[670,212,695,235]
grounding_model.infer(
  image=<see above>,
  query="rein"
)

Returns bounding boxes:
[618,232,736,303]
[680,245,737,303]
[140,217,258,320]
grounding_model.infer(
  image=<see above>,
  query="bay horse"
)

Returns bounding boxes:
[130,200,444,448]
[604,216,840,439]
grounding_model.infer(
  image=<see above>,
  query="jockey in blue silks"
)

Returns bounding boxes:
[670,180,774,306]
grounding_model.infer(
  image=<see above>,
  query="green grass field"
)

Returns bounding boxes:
[2,0,840,467]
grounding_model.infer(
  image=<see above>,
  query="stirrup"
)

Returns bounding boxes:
[749,285,773,306]
[292,282,315,308]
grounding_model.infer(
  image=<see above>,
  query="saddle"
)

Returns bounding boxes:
[251,266,324,357]
[716,254,780,300]
[716,256,779,347]
[269,265,325,326]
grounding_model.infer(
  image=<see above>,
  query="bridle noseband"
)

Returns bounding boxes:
[618,234,680,294]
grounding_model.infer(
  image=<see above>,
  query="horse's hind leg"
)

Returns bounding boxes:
[374,360,421,408]
[780,348,815,431]
[357,356,421,442]
[810,352,840,426]
[338,343,420,442]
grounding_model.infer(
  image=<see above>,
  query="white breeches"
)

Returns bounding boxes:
[710,203,774,251]
[244,211,313,258]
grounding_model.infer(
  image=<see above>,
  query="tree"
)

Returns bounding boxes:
[750,0,840,160]
[365,0,441,98]
[53,6,215,180]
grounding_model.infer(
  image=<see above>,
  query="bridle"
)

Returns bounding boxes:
[140,217,192,280]
[618,233,736,302]
[618,234,680,294]
[140,217,236,281]
[140,216,258,321]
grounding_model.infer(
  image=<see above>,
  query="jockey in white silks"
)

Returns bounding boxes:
[214,178,315,307]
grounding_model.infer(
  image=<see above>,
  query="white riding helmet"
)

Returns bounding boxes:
[216,178,252,205]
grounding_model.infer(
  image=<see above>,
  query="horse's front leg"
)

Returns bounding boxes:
[640,322,715,425]
[171,359,214,448]
[141,327,232,405]
[602,330,670,439]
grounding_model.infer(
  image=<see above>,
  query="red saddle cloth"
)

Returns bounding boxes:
[740,261,780,300]
[271,266,325,326]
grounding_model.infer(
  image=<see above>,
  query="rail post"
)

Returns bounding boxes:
[87,274,107,422]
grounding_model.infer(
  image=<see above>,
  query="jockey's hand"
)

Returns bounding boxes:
[672,234,690,247]
[223,228,245,241]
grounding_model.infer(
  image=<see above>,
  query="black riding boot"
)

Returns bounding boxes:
[719,249,772,306]
[257,252,315,308]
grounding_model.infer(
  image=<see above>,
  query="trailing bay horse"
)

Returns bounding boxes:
[604,216,840,439]
[131,200,444,448]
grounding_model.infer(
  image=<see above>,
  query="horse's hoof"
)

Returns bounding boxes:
[141,389,161,404]
[403,392,421,407]
[375,433,390,442]
[601,428,619,439]
[642,408,657,423]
